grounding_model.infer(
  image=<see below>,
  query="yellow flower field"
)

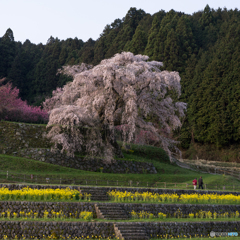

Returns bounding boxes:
[0,209,93,221]
[0,187,91,201]
[130,210,239,219]
[107,190,240,204]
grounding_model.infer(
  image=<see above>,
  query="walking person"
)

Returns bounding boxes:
[198,176,203,189]
[192,178,197,190]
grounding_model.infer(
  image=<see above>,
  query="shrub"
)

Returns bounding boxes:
[0,78,48,123]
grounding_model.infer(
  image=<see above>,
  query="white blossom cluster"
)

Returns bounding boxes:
[44,52,187,162]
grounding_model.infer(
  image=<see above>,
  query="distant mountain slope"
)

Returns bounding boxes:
[1,5,240,149]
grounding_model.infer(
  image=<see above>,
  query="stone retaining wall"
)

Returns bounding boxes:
[0,121,50,153]
[142,221,240,238]
[0,221,239,239]
[16,148,157,174]
[0,200,240,219]
[0,221,115,239]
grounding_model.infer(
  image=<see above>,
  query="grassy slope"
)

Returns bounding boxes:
[151,238,238,240]
[0,142,239,188]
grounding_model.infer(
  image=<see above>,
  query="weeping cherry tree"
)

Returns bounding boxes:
[43,52,187,163]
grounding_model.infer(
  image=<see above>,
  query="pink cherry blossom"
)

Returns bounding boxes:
[44,52,187,162]
[0,78,48,123]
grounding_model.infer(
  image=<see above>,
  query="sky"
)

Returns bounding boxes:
[1,0,239,45]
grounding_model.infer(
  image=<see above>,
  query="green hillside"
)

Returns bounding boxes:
[1,5,240,156]
[0,143,239,190]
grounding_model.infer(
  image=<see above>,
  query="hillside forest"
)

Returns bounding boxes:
[1,5,240,160]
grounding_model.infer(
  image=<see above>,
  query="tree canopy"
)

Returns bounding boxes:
[43,52,186,162]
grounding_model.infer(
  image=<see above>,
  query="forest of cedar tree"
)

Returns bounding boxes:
[1,5,240,156]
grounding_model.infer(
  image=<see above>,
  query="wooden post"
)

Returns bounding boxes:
[164,182,166,188]
[186,183,188,189]
[7,171,8,179]
[175,183,176,188]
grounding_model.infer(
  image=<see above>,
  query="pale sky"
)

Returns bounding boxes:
[1,0,239,45]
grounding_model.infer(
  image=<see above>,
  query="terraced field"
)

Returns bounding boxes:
[1,121,240,239]
[0,184,239,239]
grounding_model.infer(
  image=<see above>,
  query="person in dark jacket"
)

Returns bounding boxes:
[198,176,203,189]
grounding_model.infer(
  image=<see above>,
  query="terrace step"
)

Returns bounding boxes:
[114,223,149,240]
[95,203,129,220]
[79,187,110,201]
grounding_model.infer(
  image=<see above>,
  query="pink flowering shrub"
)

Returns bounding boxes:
[0,78,48,123]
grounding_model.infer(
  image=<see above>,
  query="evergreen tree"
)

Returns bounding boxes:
[200,4,213,28]
[125,26,148,54]
[152,10,180,62]
[145,12,165,57]
[105,8,146,57]
[0,28,16,77]
[79,38,95,64]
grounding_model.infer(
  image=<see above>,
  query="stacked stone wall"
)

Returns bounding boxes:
[143,221,240,238]
[0,199,240,220]
[0,221,115,239]
[17,148,157,174]
[0,221,239,239]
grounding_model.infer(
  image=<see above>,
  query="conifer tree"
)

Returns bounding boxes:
[144,13,164,57]
[125,26,148,54]
[152,11,180,62]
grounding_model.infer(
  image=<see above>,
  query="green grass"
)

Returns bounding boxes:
[0,217,239,223]
[151,238,240,240]
[6,238,239,240]
[0,142,240,190]
[92,217,240,223]
[0,120,47,126]
[5,238,240,240]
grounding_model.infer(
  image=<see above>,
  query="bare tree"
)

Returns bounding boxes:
[43,52,186,162]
